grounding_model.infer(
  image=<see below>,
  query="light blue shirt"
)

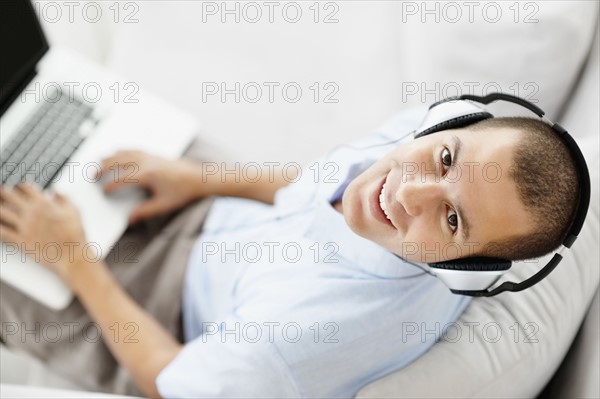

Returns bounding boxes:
[156,107,472,398]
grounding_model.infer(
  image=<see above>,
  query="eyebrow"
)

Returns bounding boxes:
[451,135,471,242]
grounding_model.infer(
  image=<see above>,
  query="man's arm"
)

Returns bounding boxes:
[69,259,179,399]
[210,163,296,205]
[0,184,179,398]
[97,152,295,224]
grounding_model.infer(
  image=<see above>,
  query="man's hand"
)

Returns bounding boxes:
[0,183,88,281]
[1,182,181,398]
[97,150,211,224]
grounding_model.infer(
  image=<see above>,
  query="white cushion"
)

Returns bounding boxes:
[41,1,597,165]
[397,1,598,118]
[102,2,412,164]
[358,21,600,399]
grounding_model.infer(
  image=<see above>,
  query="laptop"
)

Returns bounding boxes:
[0,1,198,309]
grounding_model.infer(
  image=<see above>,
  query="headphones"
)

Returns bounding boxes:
[413,93,591,297]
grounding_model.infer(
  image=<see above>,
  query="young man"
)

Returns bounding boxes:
[0,110,579,398]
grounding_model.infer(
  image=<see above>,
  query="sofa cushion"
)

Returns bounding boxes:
[397,1,598,119]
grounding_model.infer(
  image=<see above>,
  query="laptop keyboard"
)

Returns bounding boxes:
[1,93,93,189]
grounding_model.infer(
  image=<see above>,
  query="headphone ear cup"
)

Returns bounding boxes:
[414,99,494,138]
[429,256,512,271]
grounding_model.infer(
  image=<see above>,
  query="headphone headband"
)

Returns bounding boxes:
[453,93,546,116]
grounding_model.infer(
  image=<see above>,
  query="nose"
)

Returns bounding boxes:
[395,178,444,217]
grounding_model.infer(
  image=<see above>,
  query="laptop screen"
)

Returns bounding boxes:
[0,1,49,115]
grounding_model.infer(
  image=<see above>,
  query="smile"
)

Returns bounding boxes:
[369,175,395,229]
[379,183,392,221]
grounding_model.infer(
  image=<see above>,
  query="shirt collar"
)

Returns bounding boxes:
[304,199,425,279]
[328,159,377,204]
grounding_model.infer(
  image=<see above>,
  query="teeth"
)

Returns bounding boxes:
[379,183,392,221]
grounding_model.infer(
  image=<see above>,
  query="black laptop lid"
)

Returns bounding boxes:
[0,0,49,116]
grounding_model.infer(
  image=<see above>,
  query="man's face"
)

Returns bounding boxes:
[341,127,535,263]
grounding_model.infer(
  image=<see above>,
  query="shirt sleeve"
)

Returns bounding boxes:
[155,317,302,398]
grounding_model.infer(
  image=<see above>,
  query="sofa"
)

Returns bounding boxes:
[2,1,598,397]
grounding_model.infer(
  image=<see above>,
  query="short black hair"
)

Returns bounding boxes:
[469,117,580,261]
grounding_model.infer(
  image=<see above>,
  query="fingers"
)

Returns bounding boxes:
[0,185,29,211]
[97,165,144,196]
[96,150,144,180]
[53,191,70,202]
[102,178,132,194]
[129,199,166,224]
[0,203,20,229]
[52,190,67,203]
[0,185,22,206]
[0,224,21,244]
[15,182,43,199]
[51,191,73,206]
[0,185,72,219]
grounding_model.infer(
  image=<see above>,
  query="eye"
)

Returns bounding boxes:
[447,207,458,233]
[441,147,452,171]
